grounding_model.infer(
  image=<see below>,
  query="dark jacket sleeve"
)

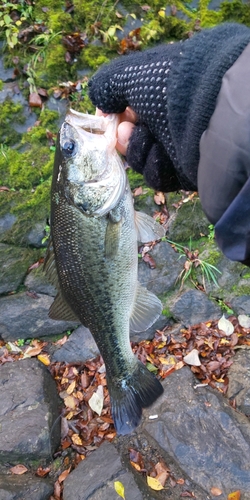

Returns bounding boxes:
[197,42,250,263]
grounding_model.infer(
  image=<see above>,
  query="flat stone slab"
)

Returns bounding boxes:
[63,441,144,500]
[0,359,60,464]
[170,289,221,326]
[0,292,79,341]
[0,473,53,500]
[143,367,250,499]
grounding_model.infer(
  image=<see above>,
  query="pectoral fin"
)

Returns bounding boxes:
[49,292,80,322]
[105,218,122,258]
[130,283,162,332]
[134,211,165,243]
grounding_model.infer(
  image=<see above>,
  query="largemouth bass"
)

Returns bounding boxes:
[44,109,165,435]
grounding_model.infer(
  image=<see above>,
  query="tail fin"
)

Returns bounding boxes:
[108,362,163,435]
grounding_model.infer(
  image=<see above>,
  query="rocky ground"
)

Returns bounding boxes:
[1,198,250,499]
[1,4,250,497]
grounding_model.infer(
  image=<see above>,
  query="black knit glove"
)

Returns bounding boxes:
[88,42,183,192]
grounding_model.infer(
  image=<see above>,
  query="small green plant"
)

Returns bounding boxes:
[167,239,221,290]
[42,223,50,245]
[208,224,215,240]
[16,338,25,347]
[217,299,234,315]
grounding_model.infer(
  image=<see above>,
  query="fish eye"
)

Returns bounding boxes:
[62,140,76,157]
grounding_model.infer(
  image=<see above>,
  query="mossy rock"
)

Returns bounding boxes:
[167,195,210,242]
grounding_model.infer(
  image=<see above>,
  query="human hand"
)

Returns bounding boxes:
[89,43,182,192]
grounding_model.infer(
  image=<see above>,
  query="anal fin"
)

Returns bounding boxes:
[49,292,80,322]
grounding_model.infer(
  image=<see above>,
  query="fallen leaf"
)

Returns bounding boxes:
[114,480,125,499]
[183,349,201,366]
[147,476,164,491]
[58,467,71,483]
[88,385,104,416]
[154,191,165,205]
[71,434,83,445]
[211,486,223,496]
[10,464,28,475]
[35,466,51,477]
[29,92,42,108]
[66,380,76,394]
[238,314,250,328]
[37,353,50,366]
[228,491,241,500]
[23,345,42,358]
[64,395,77,409]
[218,315,234,336]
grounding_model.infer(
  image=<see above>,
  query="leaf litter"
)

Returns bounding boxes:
[1,312,250,498]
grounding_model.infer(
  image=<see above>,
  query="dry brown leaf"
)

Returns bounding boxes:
[154,191,165,205]
[64,395,77,409]
[23,345,42,358]
[58,467,71,483]
[211,486,223,496]
[10,464,28,475]
[66,380,76,394]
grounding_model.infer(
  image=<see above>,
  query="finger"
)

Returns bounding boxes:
[116,121,135,156]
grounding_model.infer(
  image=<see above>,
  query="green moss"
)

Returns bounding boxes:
[79,45,111,71]
[231,284,250,296]
[47,12,74,33]
[198,0,223,27]
[220,0,250,25]
[0,80,3,91]
[0,98,25,146]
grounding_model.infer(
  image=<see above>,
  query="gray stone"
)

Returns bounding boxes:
[63,441,143,500]
[52,325,99,363]
[0,473,53,500]
[143,367,250,499]
[171,289,221,326]
[0,292,79,341]
[24,265,56,297]
[138,240,185,296]
[0,358,60,464]
[0,244,37,295]
[231,295,250,315]
[0,214,16,237]
[227,350,250,416]
[25,222,47,248]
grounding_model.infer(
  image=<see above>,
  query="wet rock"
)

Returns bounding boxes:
[143,367,250,499]
[167,197,209,242]
[52,325,99,363]
[0,244,37,295]
[0,358,60,464]
[63,441,144,500]
[227,350,250,416]
[171,289,221,326]
[24,265,56,297]
[138,240,185,296]
[0,292,79,341]
[0,473,53,500]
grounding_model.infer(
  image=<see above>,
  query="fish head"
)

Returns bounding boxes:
[54,111,127,216]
